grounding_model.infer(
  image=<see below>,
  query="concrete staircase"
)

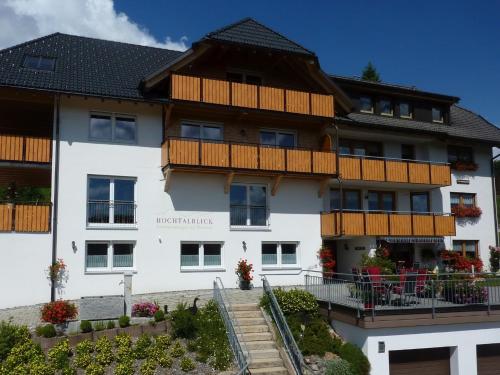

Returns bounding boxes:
[232,303,289,375]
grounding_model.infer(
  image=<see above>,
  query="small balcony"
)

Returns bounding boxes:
[170,74,334,118]
[162,137,337,177]
[321,210,456,238]
[0,202,51,233]
[87,200,137,228]
[0,134,52,163]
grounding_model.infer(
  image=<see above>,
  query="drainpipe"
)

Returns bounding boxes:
[491,152,500,246]
[50,94,61,302]
[334,124,343,237]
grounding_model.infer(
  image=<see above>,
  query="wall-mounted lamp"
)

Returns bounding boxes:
[158,235,162,244]
[71,241,77,253]
[242,241,247,251]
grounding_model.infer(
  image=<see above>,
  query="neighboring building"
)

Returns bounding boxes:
[0,18,499,374]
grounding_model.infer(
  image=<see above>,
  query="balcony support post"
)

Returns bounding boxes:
[271,175,282,196]
[224,171,235,194]
[163,168,173,192]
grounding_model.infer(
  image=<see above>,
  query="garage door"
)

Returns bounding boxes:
[477,344,500,375]
[389,347,450,375]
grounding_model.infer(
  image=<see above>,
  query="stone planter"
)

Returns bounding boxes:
[117,325,143,337]
[141,321,167,336]
[68,332,93,346]
[33,335,65,351]
[93,328,118,340]
[239,279,251,290]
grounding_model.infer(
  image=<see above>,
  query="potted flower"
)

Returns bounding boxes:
[318,247,336,279]
[236,259,253,290]
[451,205,482,218]
[489,246,500,273]
[450,160,478,171]
[40,300,78,336]
[48,258,67,283]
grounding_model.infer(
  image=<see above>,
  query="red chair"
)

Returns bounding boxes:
[416,269,429,296]
[363,267,390,305]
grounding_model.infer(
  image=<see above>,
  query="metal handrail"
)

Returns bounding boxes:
[213,277,250,374]
[262,276,313,375]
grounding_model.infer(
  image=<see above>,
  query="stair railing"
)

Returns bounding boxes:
[213,277,250,374]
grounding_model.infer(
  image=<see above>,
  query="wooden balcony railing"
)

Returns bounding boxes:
[162,137,337,176]
[321,210,456,237]
[170,74,335,118]
[339,155,451,186]
[0,202,51,233]
[0,134,51,163]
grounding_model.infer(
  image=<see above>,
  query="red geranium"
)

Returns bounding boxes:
[41,300,78,324]
[318,247,336,276]
[236,259,254,281]
[450,161,478,171]
[451,205,482,218]
[440,250,483,272]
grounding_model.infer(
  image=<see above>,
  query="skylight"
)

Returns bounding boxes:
[22,55,56,72]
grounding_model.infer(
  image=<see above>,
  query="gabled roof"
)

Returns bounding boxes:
[0,33,182,100]
[203,17,315,56]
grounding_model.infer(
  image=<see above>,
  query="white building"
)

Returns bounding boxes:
[0,18,499,375]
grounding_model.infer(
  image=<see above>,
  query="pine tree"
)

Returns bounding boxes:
[361,62,381,82]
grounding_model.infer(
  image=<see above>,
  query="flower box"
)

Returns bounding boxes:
[450,161,478,171]
[452,205,482,218]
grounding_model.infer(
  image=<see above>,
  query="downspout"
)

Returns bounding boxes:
[491,153,500,246]
[50,94,61,302]
[334,124,343,237]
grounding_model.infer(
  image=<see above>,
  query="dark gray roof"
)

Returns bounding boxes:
[339,105,500,145]
[0,33,182,100]
[204,18,314,56]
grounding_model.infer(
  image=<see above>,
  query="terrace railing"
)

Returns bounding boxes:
[0,201,51,233]
[87,200,136,225]
[0,134,51,163]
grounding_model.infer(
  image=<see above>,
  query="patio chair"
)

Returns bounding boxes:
[416,269,429,297]
[363,267,391,305]
[393,271,418,305]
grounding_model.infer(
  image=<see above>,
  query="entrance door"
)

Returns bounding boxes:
[389,347,451,375]
[477,343,500,375]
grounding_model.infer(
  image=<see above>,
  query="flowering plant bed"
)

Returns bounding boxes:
[41,300,78,324]
[451,205,482,218]
[489,246,500,272]
[440,250,483,272]
[132,302,160,317]
[441,281,488,304]
[450,160,478,171]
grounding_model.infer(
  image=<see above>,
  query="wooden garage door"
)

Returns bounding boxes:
[389,347,451,375]
[477,344,500,375]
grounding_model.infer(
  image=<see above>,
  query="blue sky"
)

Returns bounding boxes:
[116,0,500,126]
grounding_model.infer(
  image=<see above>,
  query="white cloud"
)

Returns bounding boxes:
[0,0,188,51]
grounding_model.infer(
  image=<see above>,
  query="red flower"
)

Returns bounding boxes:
[236,259,254,281]
[41,300,78,324]
[451,206,482,218]
[450,161,478,171]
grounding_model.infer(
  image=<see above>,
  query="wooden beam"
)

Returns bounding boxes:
[163,103,173,137]
[318,178,329,198]
[271,175,283,196]
[163,168,173,192]
[224,171,235,194]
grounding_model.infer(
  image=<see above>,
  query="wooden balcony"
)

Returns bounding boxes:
[162,137,337,176]
[321,211,456,238]
[0,202,51,233]
[339,155,451,186]
[170,74,334,118]
[0,134,51,163]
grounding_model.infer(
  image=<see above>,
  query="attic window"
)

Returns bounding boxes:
[432,107,444,123]
[22,55,56,71]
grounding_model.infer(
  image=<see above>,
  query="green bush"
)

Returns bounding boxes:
[1,339,45,373]
[326,358,354,375]
[27,358,55,375]
[93,321,106,331]
[62,366,77,375]
[47,339,71,369]
[74,340,94,369]
[155,334,172,349]
[0,321,30,361]
[114,359,135,375]
[169,340,185,358]
[171,303,197,339]
[157,353,173,368]
[95,336,114,366]
[85,363,105,375]
[114,333,132,348]
[261,288,319,316]
[154,309,165,322]
[80,320,93,333]
[296,317,340,356]
[338,342,370,375]
[133,334,152,359]
[106,320,116,329]
[180,356,196,372]
[139,358,157,375]
[36,324,57,338]
[118,315,130,328]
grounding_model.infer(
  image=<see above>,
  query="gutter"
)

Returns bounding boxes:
[492,153,500,247]
[50,94,61,302]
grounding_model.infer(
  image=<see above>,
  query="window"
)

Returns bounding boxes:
[359,96,373,113]
[330,189,361,211]
[411,192,429,213]
[89,113,136,143]
[86,242,134,271]
[181,122,222,141]
[260,130,296,148]
[339,139,382,157]
[262,242,298,268]
[87,176,136,226]
[22,55,56,71]
[226,72,262,85]
[399,103,412,119]
[379,99,393,116]
[368,191,395,211]
[447,146,474,163]
[432,107,443,123]
[452,240,478,258]
[450,193,476,208]
[230,184,268,227]
[401,144,415,160]
[180,242,223,269]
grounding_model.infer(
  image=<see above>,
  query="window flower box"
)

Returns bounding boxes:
[451,205,482,218]
[450,161,478,171]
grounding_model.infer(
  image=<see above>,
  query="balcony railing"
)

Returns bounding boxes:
[87,200,136,226]
[339,154,451,186]
[162,137,337,176]
[0,202,51,232]
[321,210,456,237]
[170,73,334,118]
[0,134,51,163]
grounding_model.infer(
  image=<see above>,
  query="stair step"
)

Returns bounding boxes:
[247,348,281,359]
[238,332,273,341]
[239,325,270,333]
[249,357,285,369]
[231,303,260,311]
[249,366,288,374]
[233,310,263,318]
[245,340,276,350]
[237,317,266,325]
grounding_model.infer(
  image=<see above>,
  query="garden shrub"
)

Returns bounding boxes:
[1,339,45,374]
[157,353,173,368]
[41,300,78,324]
[114,359,135,375]
[94,336,114,366]
[80,320,93,333]
[0,321,30,361]
[139,358,157,375]
[106,320,116,329]
[169,340,185,358]
[93,321,106,331]
[180,356,196,372]
[260,288,319,316]
[47,339,71,369]
[118,316,130,328]
[74,340,94,369]
[338,342,370,375]
[155,334,172,349]
[115,334,133,363]
[133,334,152,359]
[37,324,57,338]
[27,358,55,375]
[298,317,340,356]
[114,334,132,349]
[326,358,354,375]
[186,340,197,352]
[85,363,105,375]
[61,367,77,375]
[154,309,165,322]
[171,303,197,339]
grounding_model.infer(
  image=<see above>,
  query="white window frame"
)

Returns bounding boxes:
[432,107,444,123]
[85,241,136,273]
[180,120,223,141]
[89,112,137,144]
[86,175,137,229]
[261,242,300,269]
[259,128,297,147]
[180,241,225,271]
[359,96,374,114]
[379,99,393,117]
[230,183,270,230]
[399,102,413,119]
